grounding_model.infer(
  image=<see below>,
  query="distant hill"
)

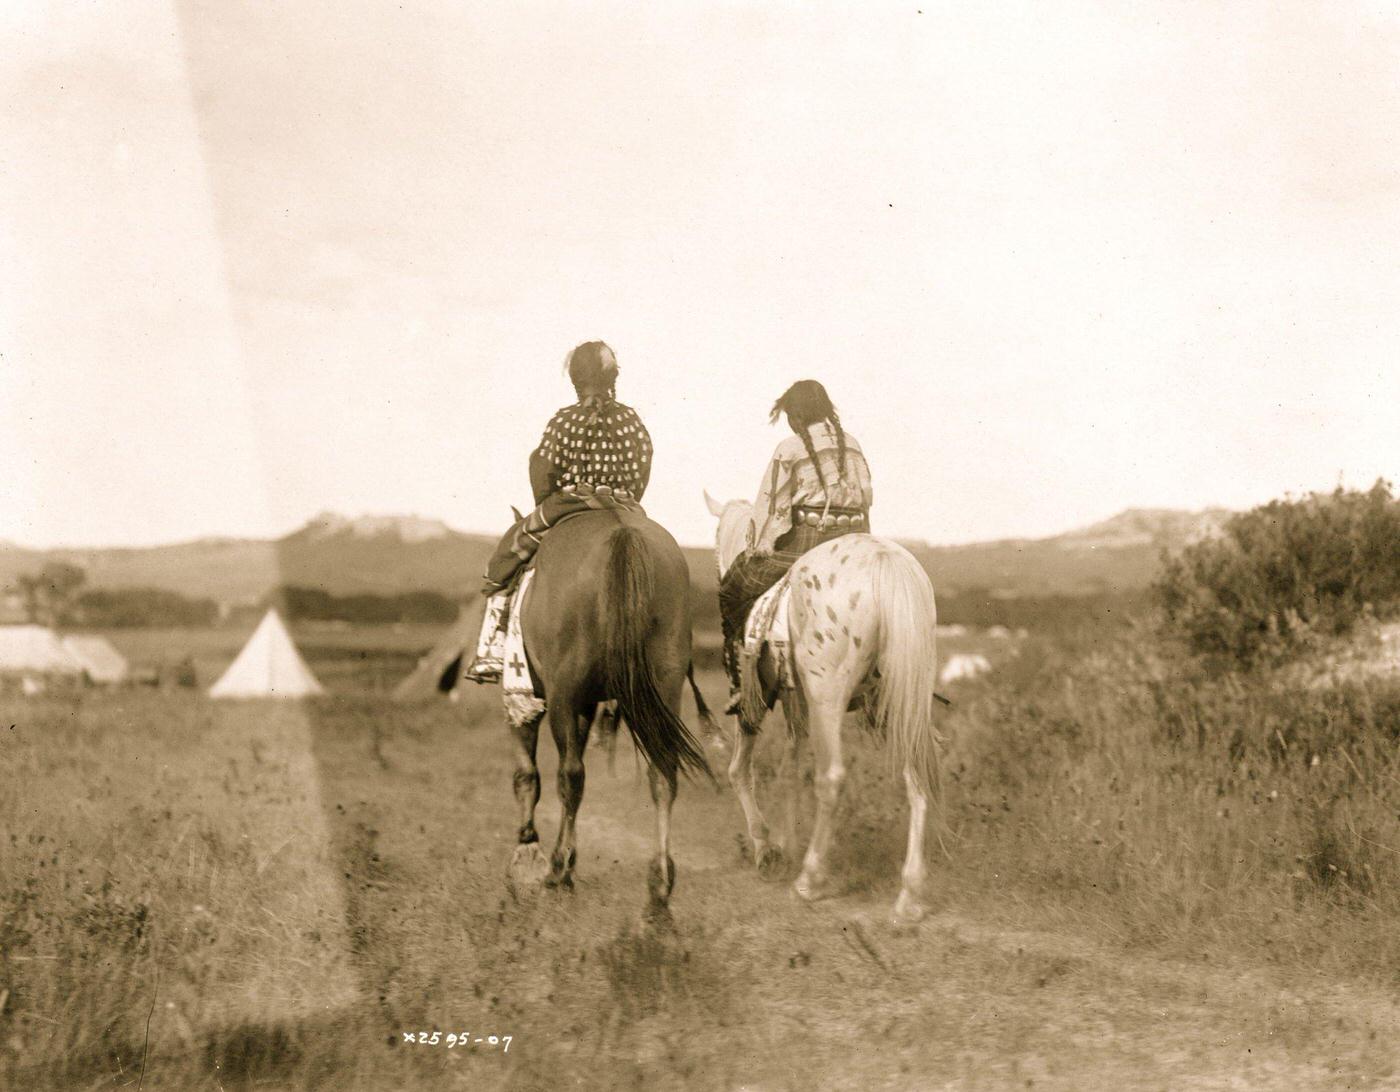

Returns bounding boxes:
[684,507,1229,600]
[0,507,1230,606]
[0,513,497,605]
[908,507,1231,598]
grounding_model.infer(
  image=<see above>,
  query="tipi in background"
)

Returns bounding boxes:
[209,609,324,699]
[392,603,477,701]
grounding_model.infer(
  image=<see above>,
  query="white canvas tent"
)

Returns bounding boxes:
[0,625,85,689]
[62,635,130,685]
[209,610,324,699]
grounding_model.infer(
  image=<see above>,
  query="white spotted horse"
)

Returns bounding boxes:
[705,492,942,923]
[506,507,711,919]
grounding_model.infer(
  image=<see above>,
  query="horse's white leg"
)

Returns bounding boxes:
[793,692,845,903]
[728,721,779,873]
[893,766,929,923]
[780,728,802,865]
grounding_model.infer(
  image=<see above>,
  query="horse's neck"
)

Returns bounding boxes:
[716,505,753,577]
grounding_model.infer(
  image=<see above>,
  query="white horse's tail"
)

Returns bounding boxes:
[872,545,942,798]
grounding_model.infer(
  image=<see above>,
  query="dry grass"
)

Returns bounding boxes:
[0,692,358,1087]
[903,623,1400,983]
[2,627,1399,1090]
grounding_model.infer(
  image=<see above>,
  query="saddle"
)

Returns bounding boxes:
[486,483,645,596]
[738,574,796,722]
[734,542,878,726]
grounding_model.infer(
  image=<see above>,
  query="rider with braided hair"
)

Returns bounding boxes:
[463,340,653,683]
[718,380,873,713]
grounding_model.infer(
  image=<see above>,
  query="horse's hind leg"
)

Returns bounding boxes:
[507,709,548,886]
[793,692,845,903]
[730,718,781,877]
[545,700,588,888]
[644,671,688,918]
[645,764,677,920]
[892,766,929,924]
[776,685,810,870]
[510,711,543,845]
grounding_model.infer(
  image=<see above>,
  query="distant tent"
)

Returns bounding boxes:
[209,610,324,699]
[0,625,84,690]
[393,604,477,701]
[939,652,991,685]
[62,635,129,685]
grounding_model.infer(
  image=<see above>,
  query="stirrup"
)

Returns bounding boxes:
[724,688,743,717]
[462,656,503,685]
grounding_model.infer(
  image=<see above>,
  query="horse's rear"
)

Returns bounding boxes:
[514,510,708,915]
[726,528,941,924]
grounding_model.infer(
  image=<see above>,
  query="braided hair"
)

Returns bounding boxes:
[563,341,618,421]
[769,380,848,497]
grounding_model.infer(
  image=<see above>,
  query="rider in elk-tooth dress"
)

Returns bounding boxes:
[717,379,873,713]
[463,340,653,682]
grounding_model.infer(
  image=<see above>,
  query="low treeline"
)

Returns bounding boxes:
[6,563,219,629]
[267,585,458,624]
[55,580,1146,635]
[68,586,219,628]
[55,585,460,628]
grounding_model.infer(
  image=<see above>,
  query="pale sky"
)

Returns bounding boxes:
[2,1,1397,550]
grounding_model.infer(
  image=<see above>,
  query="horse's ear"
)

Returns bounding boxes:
[703,490,726,518]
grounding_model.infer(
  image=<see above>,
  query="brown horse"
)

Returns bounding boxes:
[506,508,711,916]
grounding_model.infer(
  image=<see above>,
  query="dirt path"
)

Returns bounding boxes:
[306,696,1400,1091]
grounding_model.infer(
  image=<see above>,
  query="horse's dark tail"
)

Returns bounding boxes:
[601,526,712,782]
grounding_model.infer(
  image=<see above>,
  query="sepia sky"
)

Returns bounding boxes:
[3,1,1398,549]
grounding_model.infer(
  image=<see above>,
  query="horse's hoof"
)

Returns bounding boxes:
[506,843,549,891]
[756,844,786,881]
[642,899,675,931]
[543,870,575,891]
[891,889,926,925]
[647,855,677,906]
[792,872,837,903]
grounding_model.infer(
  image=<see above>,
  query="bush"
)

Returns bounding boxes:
[895,626,1400,979]
[1154,480,1400,667]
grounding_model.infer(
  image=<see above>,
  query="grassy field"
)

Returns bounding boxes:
[3,623,1399,1090]
[92,620,1018,692]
